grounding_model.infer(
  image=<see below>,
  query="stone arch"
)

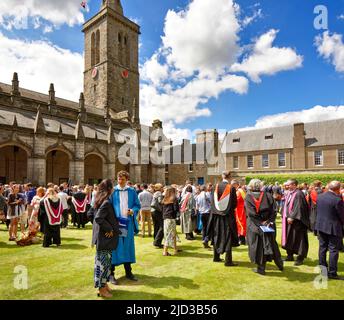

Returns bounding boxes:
[0,144,29,184]
[45,144,74,160]
[84,153,104,185]
[46,149,70,185]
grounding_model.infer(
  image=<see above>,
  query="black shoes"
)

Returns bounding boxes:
[283,255,294,262]
[276,260,284,271]
[126,273,138,281]
[253,268,266,275]
[225,262,238,267]
[294,259,304,266]
[213,258,224,262]
[328,274,344,280]
[203,242,210,249]
[109,275,118,285]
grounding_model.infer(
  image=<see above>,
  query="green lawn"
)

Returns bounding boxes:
[0,217,343,300]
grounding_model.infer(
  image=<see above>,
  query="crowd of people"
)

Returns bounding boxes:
[0,171,344,298]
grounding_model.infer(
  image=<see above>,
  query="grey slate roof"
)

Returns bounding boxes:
[0,106,110,141]
[223,118,344,153]
[0,82,104,116]
[304,119,344,147]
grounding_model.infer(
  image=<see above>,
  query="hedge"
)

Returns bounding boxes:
[245,173,344,186]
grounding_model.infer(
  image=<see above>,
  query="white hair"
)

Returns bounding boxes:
[247,179,262,192]
[328,181,341,191]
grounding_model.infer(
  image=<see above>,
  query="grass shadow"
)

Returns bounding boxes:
[115,274,200,290]
[52,243,88,250]
[265,265,319,282]
[105,289,173,300]
[61,237,84,241]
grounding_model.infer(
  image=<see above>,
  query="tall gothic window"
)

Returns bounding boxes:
[118,32,123,65]
[91,30,100,66]
[125,35,130,67]
[91,32,95,66]
[95,30,100,65]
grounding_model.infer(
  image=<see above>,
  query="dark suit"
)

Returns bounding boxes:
[315,191,344,276]
[92,200,120,251]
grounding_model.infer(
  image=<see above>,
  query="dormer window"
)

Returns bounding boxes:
[265,134,273,140]
[233,138,240,143]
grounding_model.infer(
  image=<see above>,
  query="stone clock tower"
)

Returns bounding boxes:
[82,0,140,123]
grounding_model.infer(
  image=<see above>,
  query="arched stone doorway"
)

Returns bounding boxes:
[46,150,70,185]
[85,154,103,185]
[0,145,28,184]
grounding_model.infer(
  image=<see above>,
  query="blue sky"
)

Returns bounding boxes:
[0,0,343,141]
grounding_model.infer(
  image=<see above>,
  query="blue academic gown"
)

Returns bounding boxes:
[109,186,141,266]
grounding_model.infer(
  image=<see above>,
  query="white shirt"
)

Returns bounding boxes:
[117,186,129,218]
[58,192,69,210]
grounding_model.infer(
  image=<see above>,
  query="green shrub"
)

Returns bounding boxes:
[245,173,344,185]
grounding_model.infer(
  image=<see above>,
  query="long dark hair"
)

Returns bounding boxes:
[94,179,113,209]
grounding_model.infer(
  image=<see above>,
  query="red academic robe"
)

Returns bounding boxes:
[235,188,247,237]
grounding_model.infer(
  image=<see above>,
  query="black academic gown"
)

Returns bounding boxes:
[207,181,239,254]
[72,192,87,228]
[245,191,282,267]
[283,190,310,258]
[39,199,61,247]
[309,188,322,234]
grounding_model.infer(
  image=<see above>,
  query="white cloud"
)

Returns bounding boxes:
[162,0,240,77]
[162,122,193,145]
[140,0,250,142]
[231,105,344,132]
[140,74,248,127]
[141,53,169,86]
[315,31,344,73]
[140,1,303,143]
[242,8,262,27]
[0,32,83,101]
[231,29,303,82]
[338,14,344,20]
[0,0,86,31]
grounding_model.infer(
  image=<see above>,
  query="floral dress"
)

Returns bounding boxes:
[29,195,42,233]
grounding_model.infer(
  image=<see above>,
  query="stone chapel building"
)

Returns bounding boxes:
[0,0,166,186]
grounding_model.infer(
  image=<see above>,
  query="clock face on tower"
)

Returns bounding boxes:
[121,69,129,79]
[92,67,98,79]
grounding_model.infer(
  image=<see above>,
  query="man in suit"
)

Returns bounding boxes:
[315,181,344,280]
[207,171,239,267]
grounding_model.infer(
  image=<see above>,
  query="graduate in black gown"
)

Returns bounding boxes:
[207,171,239,266]
[38,188,63,247]
[308,181,323,234]
[71,186,88,228]
[282,179,310,265]
[245,179,283,275]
